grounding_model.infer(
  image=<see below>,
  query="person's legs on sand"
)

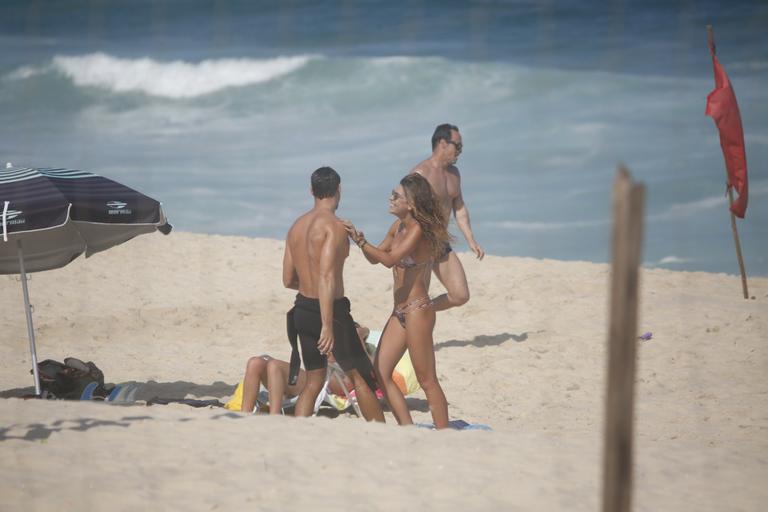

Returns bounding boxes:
[327,304,385,422]
[406,306,449,429]
[430,251,469,312]
[374,316,412,425]
[292,304,330,417]
[241,356,269,413]
[294,368,326,417]
[266,359,291,415]
[345,368,385,422]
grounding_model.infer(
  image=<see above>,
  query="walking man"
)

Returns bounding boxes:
[410,123,484,312]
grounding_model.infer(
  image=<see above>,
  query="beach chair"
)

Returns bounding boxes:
[312,362,364,419]
[224,361,365,417]
[256,363,360,417]
[223,381,298,414]
[254,388,298,414]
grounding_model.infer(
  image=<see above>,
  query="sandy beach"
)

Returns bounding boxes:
[1,231,766,511]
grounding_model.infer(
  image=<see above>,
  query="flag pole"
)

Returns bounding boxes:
[707,24,749,300]
[727,187,749,299]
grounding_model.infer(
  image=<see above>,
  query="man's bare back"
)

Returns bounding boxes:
[282,166,384,421]
[285,210,348,300]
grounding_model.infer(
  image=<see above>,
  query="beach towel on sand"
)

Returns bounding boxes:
[416,419,493,431]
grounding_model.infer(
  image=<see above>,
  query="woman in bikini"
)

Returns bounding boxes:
[344,173,452,428]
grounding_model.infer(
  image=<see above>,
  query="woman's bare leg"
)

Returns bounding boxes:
[266,359,289,415]
[241,356,269,413]
[406,307,449,429]
[374,316,412,425]
[265,359,306,414]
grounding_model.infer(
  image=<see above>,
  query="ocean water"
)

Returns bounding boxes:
[1,1,766,275]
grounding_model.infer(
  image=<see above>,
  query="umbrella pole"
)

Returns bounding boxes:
[17,240,41,396]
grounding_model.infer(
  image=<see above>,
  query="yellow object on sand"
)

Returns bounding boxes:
[366,330,421,396]
[392,349,420,396]
[224,381,245,411]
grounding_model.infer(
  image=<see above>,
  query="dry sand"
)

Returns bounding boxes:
[1,231,766,511]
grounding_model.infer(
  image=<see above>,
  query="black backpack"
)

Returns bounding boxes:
[33,358,111,400]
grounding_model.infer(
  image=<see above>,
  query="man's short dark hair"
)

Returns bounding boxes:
[311,166,341,198]
[431,123,459,150]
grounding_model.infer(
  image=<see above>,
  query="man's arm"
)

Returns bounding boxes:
[453,190,485,260]
[316,222,343,355]
[282,242,299,290]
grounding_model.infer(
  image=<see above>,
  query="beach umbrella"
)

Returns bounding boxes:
[0,164,171,395]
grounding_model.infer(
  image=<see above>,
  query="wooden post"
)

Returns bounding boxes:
[602,166,645,512]
[708,24,750,299]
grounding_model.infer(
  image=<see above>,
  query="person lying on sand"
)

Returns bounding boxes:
[240,323,372,414]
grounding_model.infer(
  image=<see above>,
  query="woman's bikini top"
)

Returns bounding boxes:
[393,222,430,270]
[396,254,429,269]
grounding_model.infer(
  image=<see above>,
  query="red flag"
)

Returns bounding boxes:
[705,41,749,218]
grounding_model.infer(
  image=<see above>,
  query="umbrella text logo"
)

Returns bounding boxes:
[4,209,25,225]
[106,201,132,215]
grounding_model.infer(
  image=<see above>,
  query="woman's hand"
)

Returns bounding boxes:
[341,219,365,246]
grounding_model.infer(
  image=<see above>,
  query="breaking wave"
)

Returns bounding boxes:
[10,52,314,98]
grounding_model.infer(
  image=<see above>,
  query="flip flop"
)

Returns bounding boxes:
[106,384,124,402]
[79,381,98,400]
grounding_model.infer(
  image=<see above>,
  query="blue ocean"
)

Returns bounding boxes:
[1,1,766,275]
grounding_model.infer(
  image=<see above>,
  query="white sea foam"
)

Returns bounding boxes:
[651,180,767,222]
[658,255,691,265]
[746,133,768,146]
[46,52,314,98]
[7,66,46,80]
[750,180,768,195]
[369,56,424,65]
[488,219,608,232]
[728,60,768,71]
[649,194,730,222]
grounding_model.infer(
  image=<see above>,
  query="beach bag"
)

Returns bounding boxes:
[34,357,110,399]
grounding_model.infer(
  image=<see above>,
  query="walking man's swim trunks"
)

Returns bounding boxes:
[439,242,453,261]
[286,293,377,392]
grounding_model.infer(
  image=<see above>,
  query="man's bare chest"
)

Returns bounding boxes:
[425,174,458,206]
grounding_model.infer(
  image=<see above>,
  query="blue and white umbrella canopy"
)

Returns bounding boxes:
[1,164,171,395]
[1,166,170,274]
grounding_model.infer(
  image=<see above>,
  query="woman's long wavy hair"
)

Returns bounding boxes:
[400,174,453,260]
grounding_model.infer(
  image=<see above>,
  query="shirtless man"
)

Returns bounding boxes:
[283,166,385,421]
[410,123,484,312]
